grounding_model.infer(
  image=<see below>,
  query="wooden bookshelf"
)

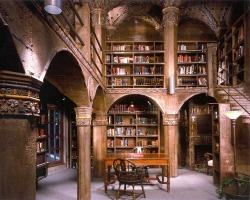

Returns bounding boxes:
[70,120,78,168]
[105,41,164,88]
[218,11,248,86]
[187,102,212,169]
[36,111,48,186]
[177,41,208,87]
[107,98,160,154]
[209,103,234,187]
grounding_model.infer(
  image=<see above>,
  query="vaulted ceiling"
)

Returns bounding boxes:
[88,0,245,38]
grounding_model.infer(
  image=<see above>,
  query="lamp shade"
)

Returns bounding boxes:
[44,0,62,15]
[224,110,243,120]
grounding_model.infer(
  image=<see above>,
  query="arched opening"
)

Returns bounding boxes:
[107,94,162,154]
[178,93,217,172]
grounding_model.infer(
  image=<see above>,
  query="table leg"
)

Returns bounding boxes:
[156,165,170,192]
[167,164,170,192]
[104,165,109,193]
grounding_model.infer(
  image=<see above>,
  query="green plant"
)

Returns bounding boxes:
[216,174,250,199]
[216,178,235,199]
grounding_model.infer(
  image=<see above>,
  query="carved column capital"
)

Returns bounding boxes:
[0,71,42,116]
[162,113,179,126]
[91,8,107,26]
[92,112,107,126]
[162,6,179,26]
[74,106,93,126]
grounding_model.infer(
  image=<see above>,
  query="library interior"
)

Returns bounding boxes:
[0,0,250,199]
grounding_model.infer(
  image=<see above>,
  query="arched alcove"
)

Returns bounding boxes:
[45,50,88,106]
[178,93,217,169]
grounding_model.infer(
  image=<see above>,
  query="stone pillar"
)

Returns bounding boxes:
[75,2,91,63]
[162,6,179,89]
[162,113,179,177]
[91,8,107,77]
[0,71,42,200]
[92,112,107,178]
[207,43,218,96]
[74,106,93,200]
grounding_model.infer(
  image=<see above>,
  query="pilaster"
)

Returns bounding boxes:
[162,113,179,177]
[74,106,93,200]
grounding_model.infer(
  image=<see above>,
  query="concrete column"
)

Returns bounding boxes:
[75,2,91,63]
[0,71,42,200]
[162,113,179,177]
[74,106,93,200]
[162,6,179,89]
[92,112,107,178]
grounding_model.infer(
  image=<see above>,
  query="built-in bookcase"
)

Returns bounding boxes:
[209,103,234,187]
[36,110,48,185]
[177,41,208,87]
[107,98,160,153]
[105,41,164,88]
[70,119,78,168]
[217,12,247,86]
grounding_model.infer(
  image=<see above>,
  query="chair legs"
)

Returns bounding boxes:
[116,183,122,200]
[116,183,146,199]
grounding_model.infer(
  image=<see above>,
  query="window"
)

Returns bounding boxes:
[46,105,63,166]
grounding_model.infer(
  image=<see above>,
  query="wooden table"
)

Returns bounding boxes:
[104,153,170,193]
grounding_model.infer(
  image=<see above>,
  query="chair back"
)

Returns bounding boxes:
[113,158,144,184]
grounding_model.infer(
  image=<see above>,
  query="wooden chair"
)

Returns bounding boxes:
[204,153,213,175]
[113,158,146,200]
[131,147,149,179]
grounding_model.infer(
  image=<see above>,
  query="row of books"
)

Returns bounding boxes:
[109,44,163,51]
[134,44,153,51]
[138,117,158,124]
[192,135,212,144]
[178,54,205,63]
[178,44,206,51]
[37,142,45,152]
[112,67,128,75]
[178,65,207,75]
[134,77,163,85]
[107,66,164,75]
[111,78,129,86]
[137,140,159,147]
[108,104,136,113]
[134,66,163,75]
[237,26,244,43]
[36,128,45,137]
[134,56,150,63]
[234,45,244,60]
